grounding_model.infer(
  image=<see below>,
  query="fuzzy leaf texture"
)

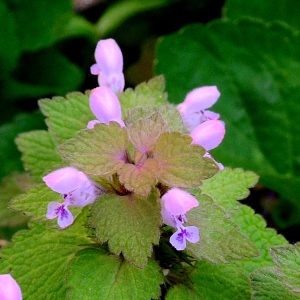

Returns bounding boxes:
[90,191,161,268]
[0,210,90,300]
[186,194,258,263]
[39,91,95,144]
[119,76,167,116]
[59,122,128,176]
[16,130,63,181]
[155,19,300,216]
[66,248,163,300]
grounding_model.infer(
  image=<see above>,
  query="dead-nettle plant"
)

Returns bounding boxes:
[0,39,290,300]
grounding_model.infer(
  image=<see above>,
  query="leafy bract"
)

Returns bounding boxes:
[251,267,300,300]
[66,248,163,300]
[155,19,300,212]
[90,190,161,268]
[186,194,258,263]
[119,76,167,115]
[39,91,94,144]
[224,0,300,31]
[270,243,300,292]
[59,122,128,176]
[232,205,288,274]
[0,211,90,300]
[153,132,218,187]
[200,168,259,215]
[16,130,63,181]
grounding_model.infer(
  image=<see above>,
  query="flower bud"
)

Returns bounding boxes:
[0,274,22,300]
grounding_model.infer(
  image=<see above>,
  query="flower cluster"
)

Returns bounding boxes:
[43,38,225,252]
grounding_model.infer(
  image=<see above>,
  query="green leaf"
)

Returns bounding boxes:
[59,122,128,177]
[232,205,288,274]
[16,130,63,181]
[0,173,31,227]
[270,243,300,292]
[155,19,300,211]
[166,285,199,300]
[0,110,46,179]
[66,248,163,300]
[0,211,90,300]
[0,1,20,78]
[119,76,167,116]
[39,91,94,144]
[200,168,259,215]
[10,184,82,226]
[186,194,258,263]
[224,0,300,30]
[90,190,161,268]
[251,267,300,300]
[153,132,218,188]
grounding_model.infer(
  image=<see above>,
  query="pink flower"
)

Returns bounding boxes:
[160,188,200,250]
[88,86,125,129]
[191,120,225,151]
[43,167,104,228]
[0,274,22,300]
[177,86,220,132]
[90,38,125,94]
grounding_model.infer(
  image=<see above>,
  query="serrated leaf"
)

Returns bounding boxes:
[119,76,167,115]
[118,158,160,197]
[200,168,259,215]
[251,267,300,300]
[155,19,300,213]
[270,243,300,292]
[90,190,161,268]
[224,0,300,31]
[59,122,128,176]
[16,130,63,181]
[39,91,94,144]
[0,173,32,227]
[158,105,187,133]
[0,211,90,300]
[153,132,218,188]
[186,194,258,263]
[10,184,81,226]
[66,248,163,300]
[232,205,288,274]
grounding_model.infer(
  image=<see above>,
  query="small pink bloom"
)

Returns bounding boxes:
[43,167,104,228]
[0,274,22,300]
[177,86,220,132]
[161,188,198,216]
[89,86,125,128]
[170,225,200,251]
[191,120,225,151]
[90,38,124,93]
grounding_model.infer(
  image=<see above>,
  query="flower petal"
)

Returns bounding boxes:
[98,72,125,94]
[43,167,84,194]
[89,86,124,127]
[160,207,177,227]
[170,229,187,251]
[161,188,199,216]
[57,205,74,228]
[0,274,22,300]
[184,226,200,243]
[191,120,225,150]
[46,202,63,219]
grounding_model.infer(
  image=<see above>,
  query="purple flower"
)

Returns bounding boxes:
[90,38,125,94]
[88,86,125,129]
[191,120,225,151]
[177,86,220,132]
[43,167,104,228]
[0,274,22,300]
[160,188,200,250]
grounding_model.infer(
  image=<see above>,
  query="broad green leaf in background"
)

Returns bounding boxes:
[0,210,90,300]
[16,130,63,181]
[223,0,300,31]
[165,285,199,300]
[39,91,94,144]
[155,19,300,215]
[186,194,258,263]
[0,110,46,179]
[90,191,161,268]
[66,248,163,300]
[0,1,19,79]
